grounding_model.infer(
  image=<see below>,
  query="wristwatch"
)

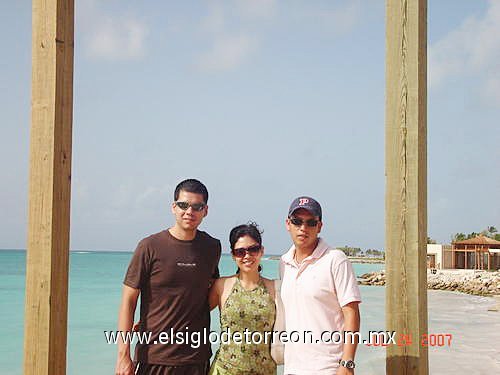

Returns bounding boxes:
[339,359,356,369]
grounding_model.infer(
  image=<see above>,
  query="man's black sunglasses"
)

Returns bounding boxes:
[175,201,206,212]
[231,245,261,258]
[289,217,319,227]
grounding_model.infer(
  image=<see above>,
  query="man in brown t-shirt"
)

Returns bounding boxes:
[115,179,221,375]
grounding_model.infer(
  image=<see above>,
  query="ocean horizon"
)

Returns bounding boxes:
[1,250,498,374]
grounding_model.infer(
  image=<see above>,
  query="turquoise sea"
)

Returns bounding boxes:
[0,249,385,374]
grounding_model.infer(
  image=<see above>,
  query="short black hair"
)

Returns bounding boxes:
[174,179,209,203]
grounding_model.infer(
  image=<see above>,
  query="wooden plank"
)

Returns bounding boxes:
[24,1,74,374]
[385,0,428,374]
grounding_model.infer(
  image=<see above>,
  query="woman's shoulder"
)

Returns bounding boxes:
[219,274,238,281]
[216,275,238,289]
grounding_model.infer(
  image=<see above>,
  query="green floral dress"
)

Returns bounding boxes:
[209,277,277,375]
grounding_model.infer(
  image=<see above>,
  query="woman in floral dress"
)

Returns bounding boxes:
[208,223,277,375]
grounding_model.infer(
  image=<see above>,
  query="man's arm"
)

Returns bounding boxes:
[338,301,361,375]
[115,285,140,375]
[209,277,225,310]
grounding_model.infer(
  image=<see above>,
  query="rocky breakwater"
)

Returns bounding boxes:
[358,269,500,297]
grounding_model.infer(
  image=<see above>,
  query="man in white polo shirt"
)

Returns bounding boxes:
[280,196,361,375]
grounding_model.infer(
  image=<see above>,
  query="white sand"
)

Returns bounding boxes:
[276,287,499,374]
[356,288,500,374]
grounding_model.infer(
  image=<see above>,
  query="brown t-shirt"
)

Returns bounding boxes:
[124,229,221,365]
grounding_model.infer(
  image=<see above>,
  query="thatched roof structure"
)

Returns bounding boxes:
[453,235,500,246]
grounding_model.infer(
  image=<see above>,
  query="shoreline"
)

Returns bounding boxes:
[359,269,500,297]
[348,257,385,264]
[267,256,385,263]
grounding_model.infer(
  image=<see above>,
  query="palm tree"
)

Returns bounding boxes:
[452,233,466,242]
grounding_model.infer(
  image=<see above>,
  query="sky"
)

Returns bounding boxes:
[1,0,499,254]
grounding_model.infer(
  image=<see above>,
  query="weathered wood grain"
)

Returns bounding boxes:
[385,0,428,374]
[24,1,74,374]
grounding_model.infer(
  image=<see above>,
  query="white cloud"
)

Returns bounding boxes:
[136,185,172,206]
[195,0,362,72]
[86,17,147,60]
[197,1,265,72]
[201,3,226,34]
[236,0,276,19]
[90,182,172,224]
[78,1,148,61]
[429,0,500,105]
[282,0,363,36]
[311,1,362,35]
[484,74,500,104]
[197,34,257,72]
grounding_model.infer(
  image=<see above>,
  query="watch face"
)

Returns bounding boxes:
[339,359,356,369]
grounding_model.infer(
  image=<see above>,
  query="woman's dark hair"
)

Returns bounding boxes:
[174,179,209,203]
[230,222,263,273]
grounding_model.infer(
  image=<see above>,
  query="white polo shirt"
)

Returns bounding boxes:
[280,238,361,375]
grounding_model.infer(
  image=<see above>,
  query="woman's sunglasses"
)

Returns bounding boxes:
[289,217,319,227]
[231,245,261,258]
[175,201,206,212]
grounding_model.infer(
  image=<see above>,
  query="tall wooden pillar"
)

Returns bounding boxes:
[385,0,428,374]
[24,1,74,374]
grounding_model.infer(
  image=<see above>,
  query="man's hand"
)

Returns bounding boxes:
[337,366,354,375]
[132,321,141,332]
[115,285,140,375]
[115,355,134,375]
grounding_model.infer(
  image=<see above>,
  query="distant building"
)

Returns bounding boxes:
[451,235,500,270]
[426,244,451,270]
[427,237,500,270]
[427,243,451,270]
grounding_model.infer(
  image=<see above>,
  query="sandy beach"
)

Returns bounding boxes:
[354,288,500,375]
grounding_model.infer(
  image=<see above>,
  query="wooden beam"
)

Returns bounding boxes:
[385,0,428,374]
[24,1,74,374]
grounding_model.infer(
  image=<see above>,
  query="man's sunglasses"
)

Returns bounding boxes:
[175,201,206,212]
[231,245,261,258]
[289,217,319,227]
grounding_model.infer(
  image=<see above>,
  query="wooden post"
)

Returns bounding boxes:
[385,0,428,374]
[24,1,74,374]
